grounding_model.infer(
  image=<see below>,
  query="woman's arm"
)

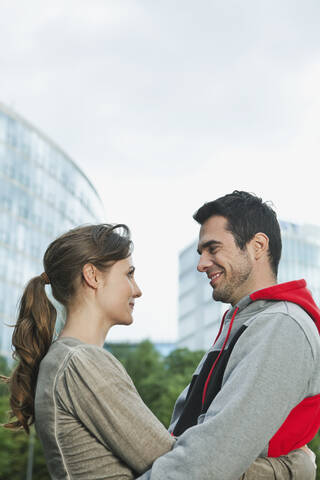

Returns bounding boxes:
[240,449,316,480]
[60,346,175,475]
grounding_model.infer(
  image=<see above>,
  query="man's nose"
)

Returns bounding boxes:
[197,254,211,272]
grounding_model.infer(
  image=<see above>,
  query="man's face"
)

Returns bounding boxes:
[197,215,254,306]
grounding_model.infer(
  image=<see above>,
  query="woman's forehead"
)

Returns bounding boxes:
[116,256,133,268]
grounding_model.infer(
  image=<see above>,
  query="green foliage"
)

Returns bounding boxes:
[164,347,204,378]
[0,356,50,479]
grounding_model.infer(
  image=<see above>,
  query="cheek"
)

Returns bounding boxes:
[102,295,129,321]
[214,253,226,267]
[110,284,132,310]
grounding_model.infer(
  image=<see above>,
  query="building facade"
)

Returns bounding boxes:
[178,220,320,351]
[0,103,105,358]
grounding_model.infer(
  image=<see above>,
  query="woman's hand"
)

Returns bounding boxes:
[240,447,316,480]
[300,445,317,469]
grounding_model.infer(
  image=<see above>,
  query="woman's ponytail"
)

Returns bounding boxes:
[2,274,56,433]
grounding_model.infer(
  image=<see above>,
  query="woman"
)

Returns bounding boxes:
[2,224,316,479]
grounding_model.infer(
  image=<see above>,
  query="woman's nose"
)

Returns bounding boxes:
[134,282,142,298]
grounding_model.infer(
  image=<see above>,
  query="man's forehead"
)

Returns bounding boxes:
[197,216,233,251]
[199,216,228,238]
[201,215,228,229]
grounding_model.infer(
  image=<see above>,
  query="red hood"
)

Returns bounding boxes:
[250,279,320,334]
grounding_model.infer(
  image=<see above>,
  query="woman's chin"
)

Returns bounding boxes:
[127,316,134,326]
[118,316,134,327]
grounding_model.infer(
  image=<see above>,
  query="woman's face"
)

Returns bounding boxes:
[97,255,142,327]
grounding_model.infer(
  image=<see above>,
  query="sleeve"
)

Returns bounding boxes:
[57,346,174,474]
[136,313,315,480]
[240,450,316,480]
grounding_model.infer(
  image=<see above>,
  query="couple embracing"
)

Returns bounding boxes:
[3,191,319,479]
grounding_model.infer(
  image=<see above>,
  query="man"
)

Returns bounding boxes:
[138,191,319,479]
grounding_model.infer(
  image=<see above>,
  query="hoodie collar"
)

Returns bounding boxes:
[224,279,320,334]
[249,279,320,333]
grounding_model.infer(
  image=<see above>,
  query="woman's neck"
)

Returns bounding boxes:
[60,302,111,348]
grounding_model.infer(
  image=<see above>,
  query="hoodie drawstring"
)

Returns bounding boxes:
[202,307,239,407]
[212,309,229,346]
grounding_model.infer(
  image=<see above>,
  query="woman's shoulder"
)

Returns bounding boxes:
[39,338,126,388]
[50,339,133,405]
[56,338,126,376]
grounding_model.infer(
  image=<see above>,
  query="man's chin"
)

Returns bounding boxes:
[212,289,229,304]
[212,289,221,302]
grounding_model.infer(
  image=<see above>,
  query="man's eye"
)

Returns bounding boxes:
[209,248,217,255]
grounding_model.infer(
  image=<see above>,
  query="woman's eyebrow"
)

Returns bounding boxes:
[197,240,222,255]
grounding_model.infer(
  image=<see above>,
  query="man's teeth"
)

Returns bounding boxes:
[211,272,222,280]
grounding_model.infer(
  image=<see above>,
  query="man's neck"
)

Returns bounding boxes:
[231,276,277,307]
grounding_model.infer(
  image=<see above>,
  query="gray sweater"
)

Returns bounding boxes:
[35,337,174,479]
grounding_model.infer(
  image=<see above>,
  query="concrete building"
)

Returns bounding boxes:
[0,103,105,358]
[177,220,320,351]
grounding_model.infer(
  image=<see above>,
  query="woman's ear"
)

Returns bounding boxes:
[82,263,99,289]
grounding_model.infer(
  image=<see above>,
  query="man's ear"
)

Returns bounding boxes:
[251,232,269,260]
[82,263,99,289]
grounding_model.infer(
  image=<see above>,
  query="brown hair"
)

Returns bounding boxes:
[1,223,132,433]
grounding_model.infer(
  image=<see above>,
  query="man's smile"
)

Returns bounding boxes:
[208,271,223,287]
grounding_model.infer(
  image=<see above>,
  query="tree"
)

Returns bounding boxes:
[0,356,50,479]
[164,347,205,378]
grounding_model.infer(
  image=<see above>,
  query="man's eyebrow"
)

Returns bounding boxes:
[197,240,222,255]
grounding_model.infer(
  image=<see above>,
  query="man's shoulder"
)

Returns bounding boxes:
[247,300,320,358]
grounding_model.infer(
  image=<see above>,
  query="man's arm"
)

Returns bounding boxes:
[137,313,315,479]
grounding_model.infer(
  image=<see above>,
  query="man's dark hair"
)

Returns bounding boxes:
[193,191,282,276]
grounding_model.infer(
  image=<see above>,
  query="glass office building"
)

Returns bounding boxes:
[177,220,320,351]
[0,103,105,358]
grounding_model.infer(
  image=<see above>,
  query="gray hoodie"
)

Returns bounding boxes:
[138,280,320,480]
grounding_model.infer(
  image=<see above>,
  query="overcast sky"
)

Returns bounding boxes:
[1,1,320,343]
